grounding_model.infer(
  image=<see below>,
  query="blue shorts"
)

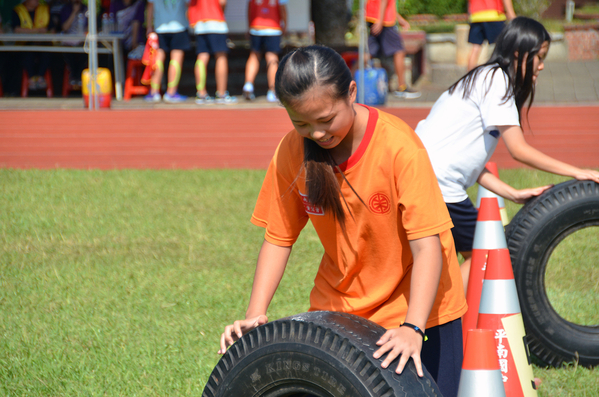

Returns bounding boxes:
[250,34,281,54]
[195,33,229,55]
[446,198,478,253]
[421,318,463,397]
[468,21,505,45]
[368,25,405,58]
[157,31,191,53]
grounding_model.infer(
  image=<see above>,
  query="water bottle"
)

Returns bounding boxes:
[108,13,115,33]
[77,13,85,34]
[102,13,109,34]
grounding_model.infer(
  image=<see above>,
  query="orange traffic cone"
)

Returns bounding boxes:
[462,197,506,345]
[478,249,538,397]
[476,162,509,226]
[457,329,506,397]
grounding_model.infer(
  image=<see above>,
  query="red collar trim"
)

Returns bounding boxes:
[336,105,378,172]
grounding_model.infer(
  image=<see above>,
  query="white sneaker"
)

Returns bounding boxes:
[195,93,214,105]
[215,91,238,104]
[266,90,278,103]
[243,82,255,101]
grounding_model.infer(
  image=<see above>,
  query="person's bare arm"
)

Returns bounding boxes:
[146,2,154,36]
[61,3,81,32]
[477,168,553,203]
[279,4,287,35]
[218,240,292,354]
[373,235,443,377]
[502,0,516,20]
[370,0,388,36]
[131,20,140,48]
[500,125,599,183]
[396,12,410,30]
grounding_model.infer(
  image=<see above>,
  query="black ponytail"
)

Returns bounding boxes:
[275,45,355,226]
[449,17,551,121]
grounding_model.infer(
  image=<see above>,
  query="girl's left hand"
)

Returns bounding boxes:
[573,169,599,184]
[373,327,424,376]
[512,184,553,204]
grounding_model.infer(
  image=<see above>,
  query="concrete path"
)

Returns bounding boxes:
[1,60,598,109]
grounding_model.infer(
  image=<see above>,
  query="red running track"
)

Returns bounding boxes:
[1,106,598,169]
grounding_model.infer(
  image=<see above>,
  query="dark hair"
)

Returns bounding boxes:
[275,45,355,226]
[449,17,551,121]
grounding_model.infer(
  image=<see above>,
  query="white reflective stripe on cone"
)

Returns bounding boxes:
[473,221,507,249]
[457,369,507,397]
[479,280,522,314]
[476,186,506,209]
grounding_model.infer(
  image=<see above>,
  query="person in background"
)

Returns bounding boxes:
[60,0,88,89]
[145,0,190,103]
[188,0,237,104]
[12,0,53,91]
[242,0,287,103]
[110,0,145,60]
[466,0,516,70]
[365,0,420,99]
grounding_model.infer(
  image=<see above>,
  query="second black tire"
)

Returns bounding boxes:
[505,180,599,367]
[202,311,441,397]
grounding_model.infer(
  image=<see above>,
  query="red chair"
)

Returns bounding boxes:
[62,66,82,97]
[341,52,360,70]
[21,69,53,98]
[124,59,149,101]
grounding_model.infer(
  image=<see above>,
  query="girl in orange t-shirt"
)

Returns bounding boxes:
[218,45,467,397]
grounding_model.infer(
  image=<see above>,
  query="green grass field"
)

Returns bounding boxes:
[1,169,597,396]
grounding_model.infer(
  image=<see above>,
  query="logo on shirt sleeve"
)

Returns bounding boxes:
[369,192,391,214]
[299,192,325,216]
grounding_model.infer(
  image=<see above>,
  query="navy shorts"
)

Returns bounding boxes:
[446,198,478,253]
[368,24,405,58]
[250,34,281,54]
[468,21,505,45]
[195,33,229,55]
[421,319,464,397]
[158,31,191,53]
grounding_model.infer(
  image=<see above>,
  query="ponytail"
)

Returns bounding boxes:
[276,45,356,227]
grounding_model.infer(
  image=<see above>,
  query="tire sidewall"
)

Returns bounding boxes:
[216,343,369,396]
[508,181,599,366]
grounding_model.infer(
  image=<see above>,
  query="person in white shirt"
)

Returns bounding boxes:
[415,17,599,291]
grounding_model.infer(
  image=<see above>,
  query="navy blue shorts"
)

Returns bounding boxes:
[468,21,505,45]
[368,24,405,58]
[250,34,281,54]
[158,31,191,53]
[195,33,229,55]
[446,198,478,253]
[421,319,464,397]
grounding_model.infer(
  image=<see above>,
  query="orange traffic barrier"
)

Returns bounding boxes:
[462,197,506,345]
[457,329,506,397]
[478,249,538,397]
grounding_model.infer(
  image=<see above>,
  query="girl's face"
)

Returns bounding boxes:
[519,41,550,82]
[285,82,358,151]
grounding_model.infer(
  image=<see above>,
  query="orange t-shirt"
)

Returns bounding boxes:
[188,0,225,26]
[365,0,397,27]
[249,0,282,31]
[251,107,467,329]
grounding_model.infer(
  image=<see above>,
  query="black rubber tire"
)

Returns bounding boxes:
[505,180,599,368]
[202,311,441,397]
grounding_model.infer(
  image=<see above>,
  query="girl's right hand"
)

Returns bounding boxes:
[218,315,268,354]
[573,169,599,184]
